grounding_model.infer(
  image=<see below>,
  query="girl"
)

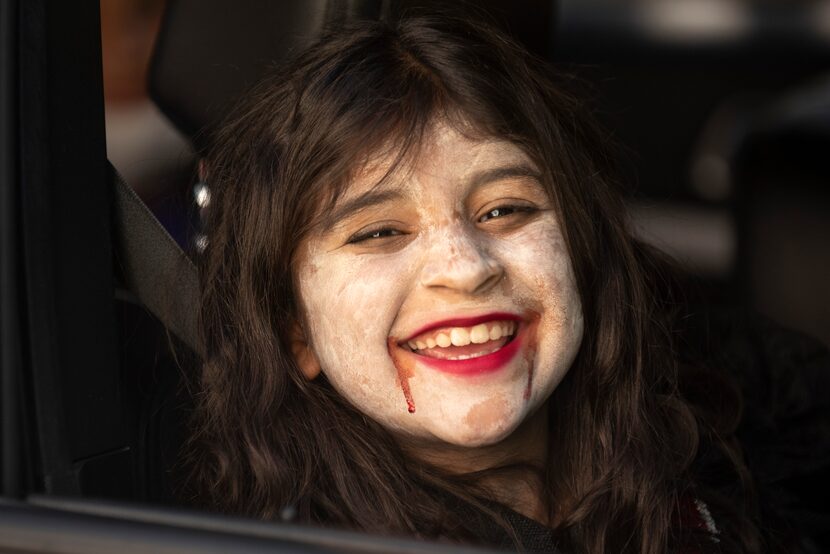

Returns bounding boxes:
[190,15,771,553]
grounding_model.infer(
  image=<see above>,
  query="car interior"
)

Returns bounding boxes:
[1,0,828,552]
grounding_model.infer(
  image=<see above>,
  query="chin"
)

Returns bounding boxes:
[432,411,523,448]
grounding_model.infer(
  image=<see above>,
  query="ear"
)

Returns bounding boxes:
[289,321,321,380]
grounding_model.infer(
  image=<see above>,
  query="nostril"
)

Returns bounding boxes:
[419,250,504,294]
[476,268,504,294]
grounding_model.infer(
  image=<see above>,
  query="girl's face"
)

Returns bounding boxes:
[295,122,584,448]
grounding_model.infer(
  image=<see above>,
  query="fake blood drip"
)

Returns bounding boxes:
[387,337,416,413]
[522,312,541,401]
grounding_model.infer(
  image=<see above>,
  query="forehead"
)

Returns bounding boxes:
[344,123,536,200]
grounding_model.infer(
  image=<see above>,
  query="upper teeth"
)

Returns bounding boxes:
[407,321,516,351]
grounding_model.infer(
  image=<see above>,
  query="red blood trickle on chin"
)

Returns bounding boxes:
[388,337,416,413]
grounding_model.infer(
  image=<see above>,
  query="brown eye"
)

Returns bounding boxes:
[347,227,404,244]
[478,205,535,223]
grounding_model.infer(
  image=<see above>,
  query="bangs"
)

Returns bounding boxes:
[255,15,564,278]
[296,33,512,234]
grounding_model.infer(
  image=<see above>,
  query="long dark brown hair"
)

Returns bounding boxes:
[190,15,761,553]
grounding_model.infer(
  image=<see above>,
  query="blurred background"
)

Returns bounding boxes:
[100,0,195,247]
[100,0,830,346]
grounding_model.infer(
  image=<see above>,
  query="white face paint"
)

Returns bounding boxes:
[295,122,584,451]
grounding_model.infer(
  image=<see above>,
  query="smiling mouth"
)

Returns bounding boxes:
[401,320,517,360]
[393,314,524,376]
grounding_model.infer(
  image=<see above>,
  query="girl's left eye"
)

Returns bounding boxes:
[478,205,535,223]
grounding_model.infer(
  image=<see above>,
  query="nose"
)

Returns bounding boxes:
[419,227,504,295]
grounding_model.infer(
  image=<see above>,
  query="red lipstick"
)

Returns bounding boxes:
[414,330,523,375]
[397,312,525,377]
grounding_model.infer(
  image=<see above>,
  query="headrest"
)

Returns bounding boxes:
[148,0,555,151]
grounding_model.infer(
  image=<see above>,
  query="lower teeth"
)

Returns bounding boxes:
[445,346,501,361]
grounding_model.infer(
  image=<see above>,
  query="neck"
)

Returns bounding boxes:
[402,402,551,524]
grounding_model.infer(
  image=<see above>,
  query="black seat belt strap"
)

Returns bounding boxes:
[111,164,202,357]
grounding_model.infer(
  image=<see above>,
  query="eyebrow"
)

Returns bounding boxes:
[322,188,405,233]
[467,164,542,190]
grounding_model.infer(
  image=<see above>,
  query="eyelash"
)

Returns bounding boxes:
[478,205,532,222]
[347,227,404,244]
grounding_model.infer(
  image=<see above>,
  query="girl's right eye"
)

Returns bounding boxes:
[347,227,404,245]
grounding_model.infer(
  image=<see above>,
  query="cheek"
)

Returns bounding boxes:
[492,217,578,308]
[491,217,584,395]
[297,249,418,400]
